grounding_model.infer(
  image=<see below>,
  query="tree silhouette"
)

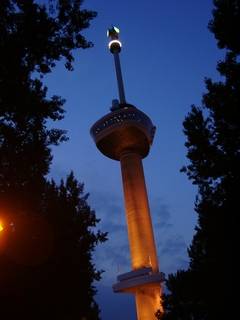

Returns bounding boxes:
[0,0,96,207]
[0,1,107,319]
[0,173,107,319]
[162,1,239,319]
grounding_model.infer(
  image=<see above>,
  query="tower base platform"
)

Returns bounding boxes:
[113,267,165,293]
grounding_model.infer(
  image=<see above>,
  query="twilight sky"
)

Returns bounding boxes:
[43,0,223,319]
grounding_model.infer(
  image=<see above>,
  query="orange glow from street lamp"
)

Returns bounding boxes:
[0,222,3,232]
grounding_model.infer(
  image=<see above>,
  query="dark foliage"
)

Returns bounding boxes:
[0,0,96,204]
[0,173,107,319]
[0,1,107,319]
[161,270,207,320]
[162,1,239,319]
[209,0,240,53]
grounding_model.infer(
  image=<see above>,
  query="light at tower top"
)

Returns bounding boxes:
[107,26,122,53]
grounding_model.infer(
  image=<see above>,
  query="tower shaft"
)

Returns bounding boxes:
[120,152,162,319]
[135,286,162,320]
[120,152,158,272]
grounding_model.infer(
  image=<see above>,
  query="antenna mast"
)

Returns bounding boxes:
[107,26,126,105]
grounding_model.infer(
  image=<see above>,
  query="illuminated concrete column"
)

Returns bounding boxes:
[120,152,158,272]
[136,287,162,320]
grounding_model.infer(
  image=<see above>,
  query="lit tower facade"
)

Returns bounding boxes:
[90,27,164,319]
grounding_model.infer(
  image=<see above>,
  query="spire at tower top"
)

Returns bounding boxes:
[107,26,126,106]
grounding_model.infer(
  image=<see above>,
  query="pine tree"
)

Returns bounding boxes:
[162,1,239,319]
[0,1,107,319]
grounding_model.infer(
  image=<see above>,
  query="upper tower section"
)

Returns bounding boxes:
[90,27,156,161]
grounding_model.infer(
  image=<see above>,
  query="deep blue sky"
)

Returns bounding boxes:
[43,0,223,319]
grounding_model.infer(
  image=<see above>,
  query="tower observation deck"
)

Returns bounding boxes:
[90,27,164,320]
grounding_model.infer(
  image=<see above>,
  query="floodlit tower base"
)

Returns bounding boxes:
[114,267,163,319]
[136,286,162,320]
